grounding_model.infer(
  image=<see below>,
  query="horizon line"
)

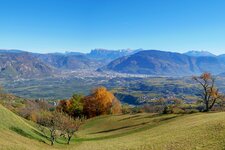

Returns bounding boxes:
[0,48,223,55]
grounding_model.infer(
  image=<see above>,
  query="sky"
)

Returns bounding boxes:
[0,0,225,54]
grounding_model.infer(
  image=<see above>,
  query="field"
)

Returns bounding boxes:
[1,104,225,150]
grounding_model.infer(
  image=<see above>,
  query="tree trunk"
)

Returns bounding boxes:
[50,132,55,146]
[205,101,209,112]
[209,98,217,110]
[67,136,71,145]
[51,139,54,146]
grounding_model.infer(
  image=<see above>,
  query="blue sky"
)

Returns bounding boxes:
[0,0,225,54]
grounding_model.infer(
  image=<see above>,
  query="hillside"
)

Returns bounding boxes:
[105,50,225,76]
[36,53,103,70]
[76,112,225,150]
[2,104,225,150]
[0,53,55,79]
[0,104,50,149]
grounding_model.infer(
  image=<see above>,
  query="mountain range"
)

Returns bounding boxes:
[104,50,225,76]
[0,49,139,78]
[0,49,225,78]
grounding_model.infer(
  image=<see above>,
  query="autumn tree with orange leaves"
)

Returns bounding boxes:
[57,94,84,118]
[83,87,121,118]
[193,72,223,112]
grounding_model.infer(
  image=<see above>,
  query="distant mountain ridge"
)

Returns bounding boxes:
[87,48,141,60]
[0,49,225,78]
[0,48,140,79]
[0,49,27,54]
[0,53,54,79]
[104,50,225,76]
[36,53,102,70]
[184,50,216,57]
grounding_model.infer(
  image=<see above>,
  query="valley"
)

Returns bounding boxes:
[3,71,225,105]
[2,1,225,149]
[1,49,225,105]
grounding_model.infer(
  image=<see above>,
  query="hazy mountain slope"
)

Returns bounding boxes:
[88,49,140,59]
[105,50,198,75]
[34,49,142,70]
[36,53,103,70]
[0,49,224,78]
[0,49,137,79]
[0,49,26,54]
[0,53,54,79]
[184,50,216,57]
[196,56,225,74]
[105,50,225,76]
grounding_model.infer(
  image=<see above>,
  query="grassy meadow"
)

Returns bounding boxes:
[1,104,225,150]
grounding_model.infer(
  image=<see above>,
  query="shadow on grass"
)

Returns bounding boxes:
[153,115,180,123]
[32,129,48,139]
[10,127,46,144]
[118,115,142,121]
[90,122,149,134]
[55,138,69,145]
[76,114,182,142]
[129,114,164,121]
[144,114,162,118]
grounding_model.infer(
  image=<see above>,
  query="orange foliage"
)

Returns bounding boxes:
[56,94,84,117]
[83,87,121,118]
[57,100,70,114]
[111,98,122,114]
[29,111,38,122]
[200,72,212,80]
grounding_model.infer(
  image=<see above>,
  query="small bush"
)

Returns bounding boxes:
[131,107,144,114]
[171,107,185,114]
[162,106,172,114]
[121,104,132,114]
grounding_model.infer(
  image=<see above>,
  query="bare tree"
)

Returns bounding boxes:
[193,72,222,112]
[37,111,62,145]
[60,115,83,144]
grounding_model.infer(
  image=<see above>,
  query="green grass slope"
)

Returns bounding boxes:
[75,113,225,150]
[1,104,225,150]
[0,104,56,150]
